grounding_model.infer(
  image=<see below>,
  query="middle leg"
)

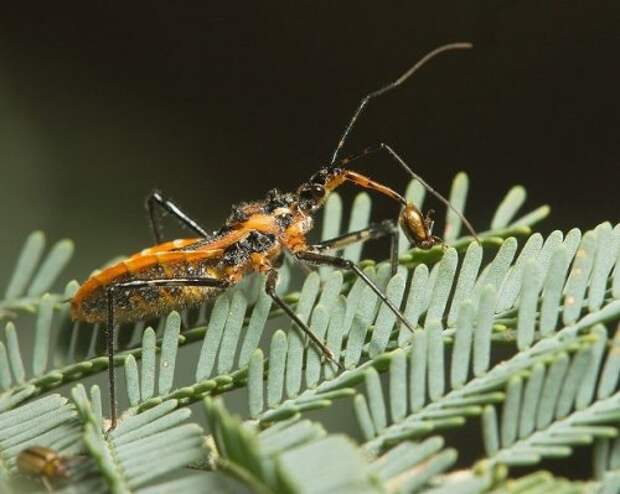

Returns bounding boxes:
[315,220,400,276]
[295,250,414,333]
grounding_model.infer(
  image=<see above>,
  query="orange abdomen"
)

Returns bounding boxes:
[71,247,225,324]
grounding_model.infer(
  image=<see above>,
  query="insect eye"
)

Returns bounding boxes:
[309,184,325,199]
[300,184,325,202]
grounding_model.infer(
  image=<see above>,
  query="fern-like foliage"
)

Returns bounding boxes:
[1,172,619,493]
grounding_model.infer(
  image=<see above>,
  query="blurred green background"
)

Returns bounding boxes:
[1,2,619,285]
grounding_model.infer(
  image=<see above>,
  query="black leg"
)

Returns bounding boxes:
[146,190,210,243]
[295,251,414,333]
[389,225,399,277]
[265,270,343,370]
[316,220,399,276]
[315,220,395,252]
[105,276,229,429]
[114,278,229,290]
[105,288,117,430]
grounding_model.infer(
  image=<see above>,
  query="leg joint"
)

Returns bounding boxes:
[145,189,164,208]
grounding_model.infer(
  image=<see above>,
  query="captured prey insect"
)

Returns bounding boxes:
[71,42,479,429]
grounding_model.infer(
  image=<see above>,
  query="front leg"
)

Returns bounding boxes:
[294,250,414,333]
[315,220,399,276]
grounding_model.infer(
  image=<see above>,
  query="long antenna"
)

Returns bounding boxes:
[330,42,473,166]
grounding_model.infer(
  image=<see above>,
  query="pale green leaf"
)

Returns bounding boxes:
[536,352,569,429]
[305,305,330,387]
[217,291,248,375]
[409,331,427,412]
[501,375,522,448]
[4,231,45,299]
[141,327,157,401]
[195,295,230,381]
[424,248,458,325]
[286,273,321,397]
[238,281,273,367]
[365,367,386,433]
[32,294,54,376]
[125,355,140,406]
[369,272,407,357]
[539,246,569,337]
[28,239,74,296]
[5,322,25,385]
[248,349,264,418]
[447,242,482,325]
[575,325,607,409]
[389,349,407,424]
[399,264,429,345]
[344,192,372,263]
[473,285,496,376]
[482,405,499,456]
[517,259,542,350]
[491,186,526,229]
[427,319,445,401]
[563,231,596,324]
[443,172,469,243]
[497,233,543,312]
[267,330,287,408]
[598,325,620,399]
[450,301,475,389]
[519,362,546,439]
[158,311,181,395]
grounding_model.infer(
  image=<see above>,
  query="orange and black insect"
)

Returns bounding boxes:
[16,446,69,492]
[71,42,479,429]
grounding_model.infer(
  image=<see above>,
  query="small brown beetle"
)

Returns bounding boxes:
[16,446,69,492]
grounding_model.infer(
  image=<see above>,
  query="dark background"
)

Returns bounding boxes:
[0,1,618,282]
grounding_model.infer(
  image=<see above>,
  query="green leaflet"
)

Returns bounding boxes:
[248,349,264,418]
[238,280,273,367]
[480,322,620,472]
[125,355,140,406]
[195,295,230,381]
[71,384,205,493]
[319,193,343,279]
[286,272,320,397]
[2,232,74,303]
[4,231,46,300]
[443,172,469,243]
[491,185,526,230]
[343,192,372,264]
[158,312,181,394]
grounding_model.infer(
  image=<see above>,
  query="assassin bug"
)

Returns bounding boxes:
[71,42,479,429]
